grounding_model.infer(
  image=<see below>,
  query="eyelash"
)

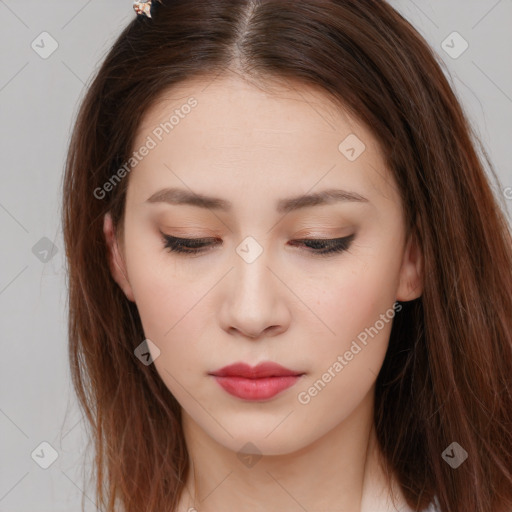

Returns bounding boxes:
[161,233,355,257]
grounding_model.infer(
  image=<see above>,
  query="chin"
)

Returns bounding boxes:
[227,433,306,457]
[200,415,317,457]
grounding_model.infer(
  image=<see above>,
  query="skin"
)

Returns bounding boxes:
[103,71,423,512]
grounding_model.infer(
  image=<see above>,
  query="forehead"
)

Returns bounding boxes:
[127,72,398,212]
[135,73,361,146]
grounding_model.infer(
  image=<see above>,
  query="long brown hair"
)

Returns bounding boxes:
[61,1,512,511]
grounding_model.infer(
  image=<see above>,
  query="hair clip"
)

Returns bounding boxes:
[133,0,153,18]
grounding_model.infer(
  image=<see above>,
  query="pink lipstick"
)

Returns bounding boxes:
[209,362,304,401]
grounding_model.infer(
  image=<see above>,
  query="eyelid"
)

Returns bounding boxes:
[160,233,350,243]
[160,232,356,257]
[163,234,217,246]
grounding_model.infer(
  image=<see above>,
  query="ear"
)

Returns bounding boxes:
[103,212,135,302]
[395,231,423,302]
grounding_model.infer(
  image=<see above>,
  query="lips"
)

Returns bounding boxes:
[209,362,305,401]
[210,362,303,378]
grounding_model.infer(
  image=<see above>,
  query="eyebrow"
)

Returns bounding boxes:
[145,187,369,214]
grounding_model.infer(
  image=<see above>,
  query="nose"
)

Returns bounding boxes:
[218,250,291,340]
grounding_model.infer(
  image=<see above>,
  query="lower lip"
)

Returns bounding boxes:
[212,375,301,401]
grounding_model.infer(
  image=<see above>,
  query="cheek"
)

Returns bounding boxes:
[123,237,206,349]
[130,265,211,400]
[294,243,402,406]
[302,254,400,342]
[293,261,398,432]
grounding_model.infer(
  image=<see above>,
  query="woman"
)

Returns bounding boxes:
[61,1,512,511]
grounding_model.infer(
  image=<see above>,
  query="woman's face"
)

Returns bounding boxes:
[104,74,422,456]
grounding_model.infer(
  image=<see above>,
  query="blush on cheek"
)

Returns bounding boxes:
[311,280,372,328]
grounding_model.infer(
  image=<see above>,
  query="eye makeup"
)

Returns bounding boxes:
[160,232,356,258]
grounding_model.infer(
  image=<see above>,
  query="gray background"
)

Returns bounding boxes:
[0,1,511,511]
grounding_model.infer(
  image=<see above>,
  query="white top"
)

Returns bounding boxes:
[398,496,441,512]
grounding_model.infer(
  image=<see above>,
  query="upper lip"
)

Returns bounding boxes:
[209,362,304,378]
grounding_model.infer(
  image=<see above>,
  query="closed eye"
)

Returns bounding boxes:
[161,233,355,257]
